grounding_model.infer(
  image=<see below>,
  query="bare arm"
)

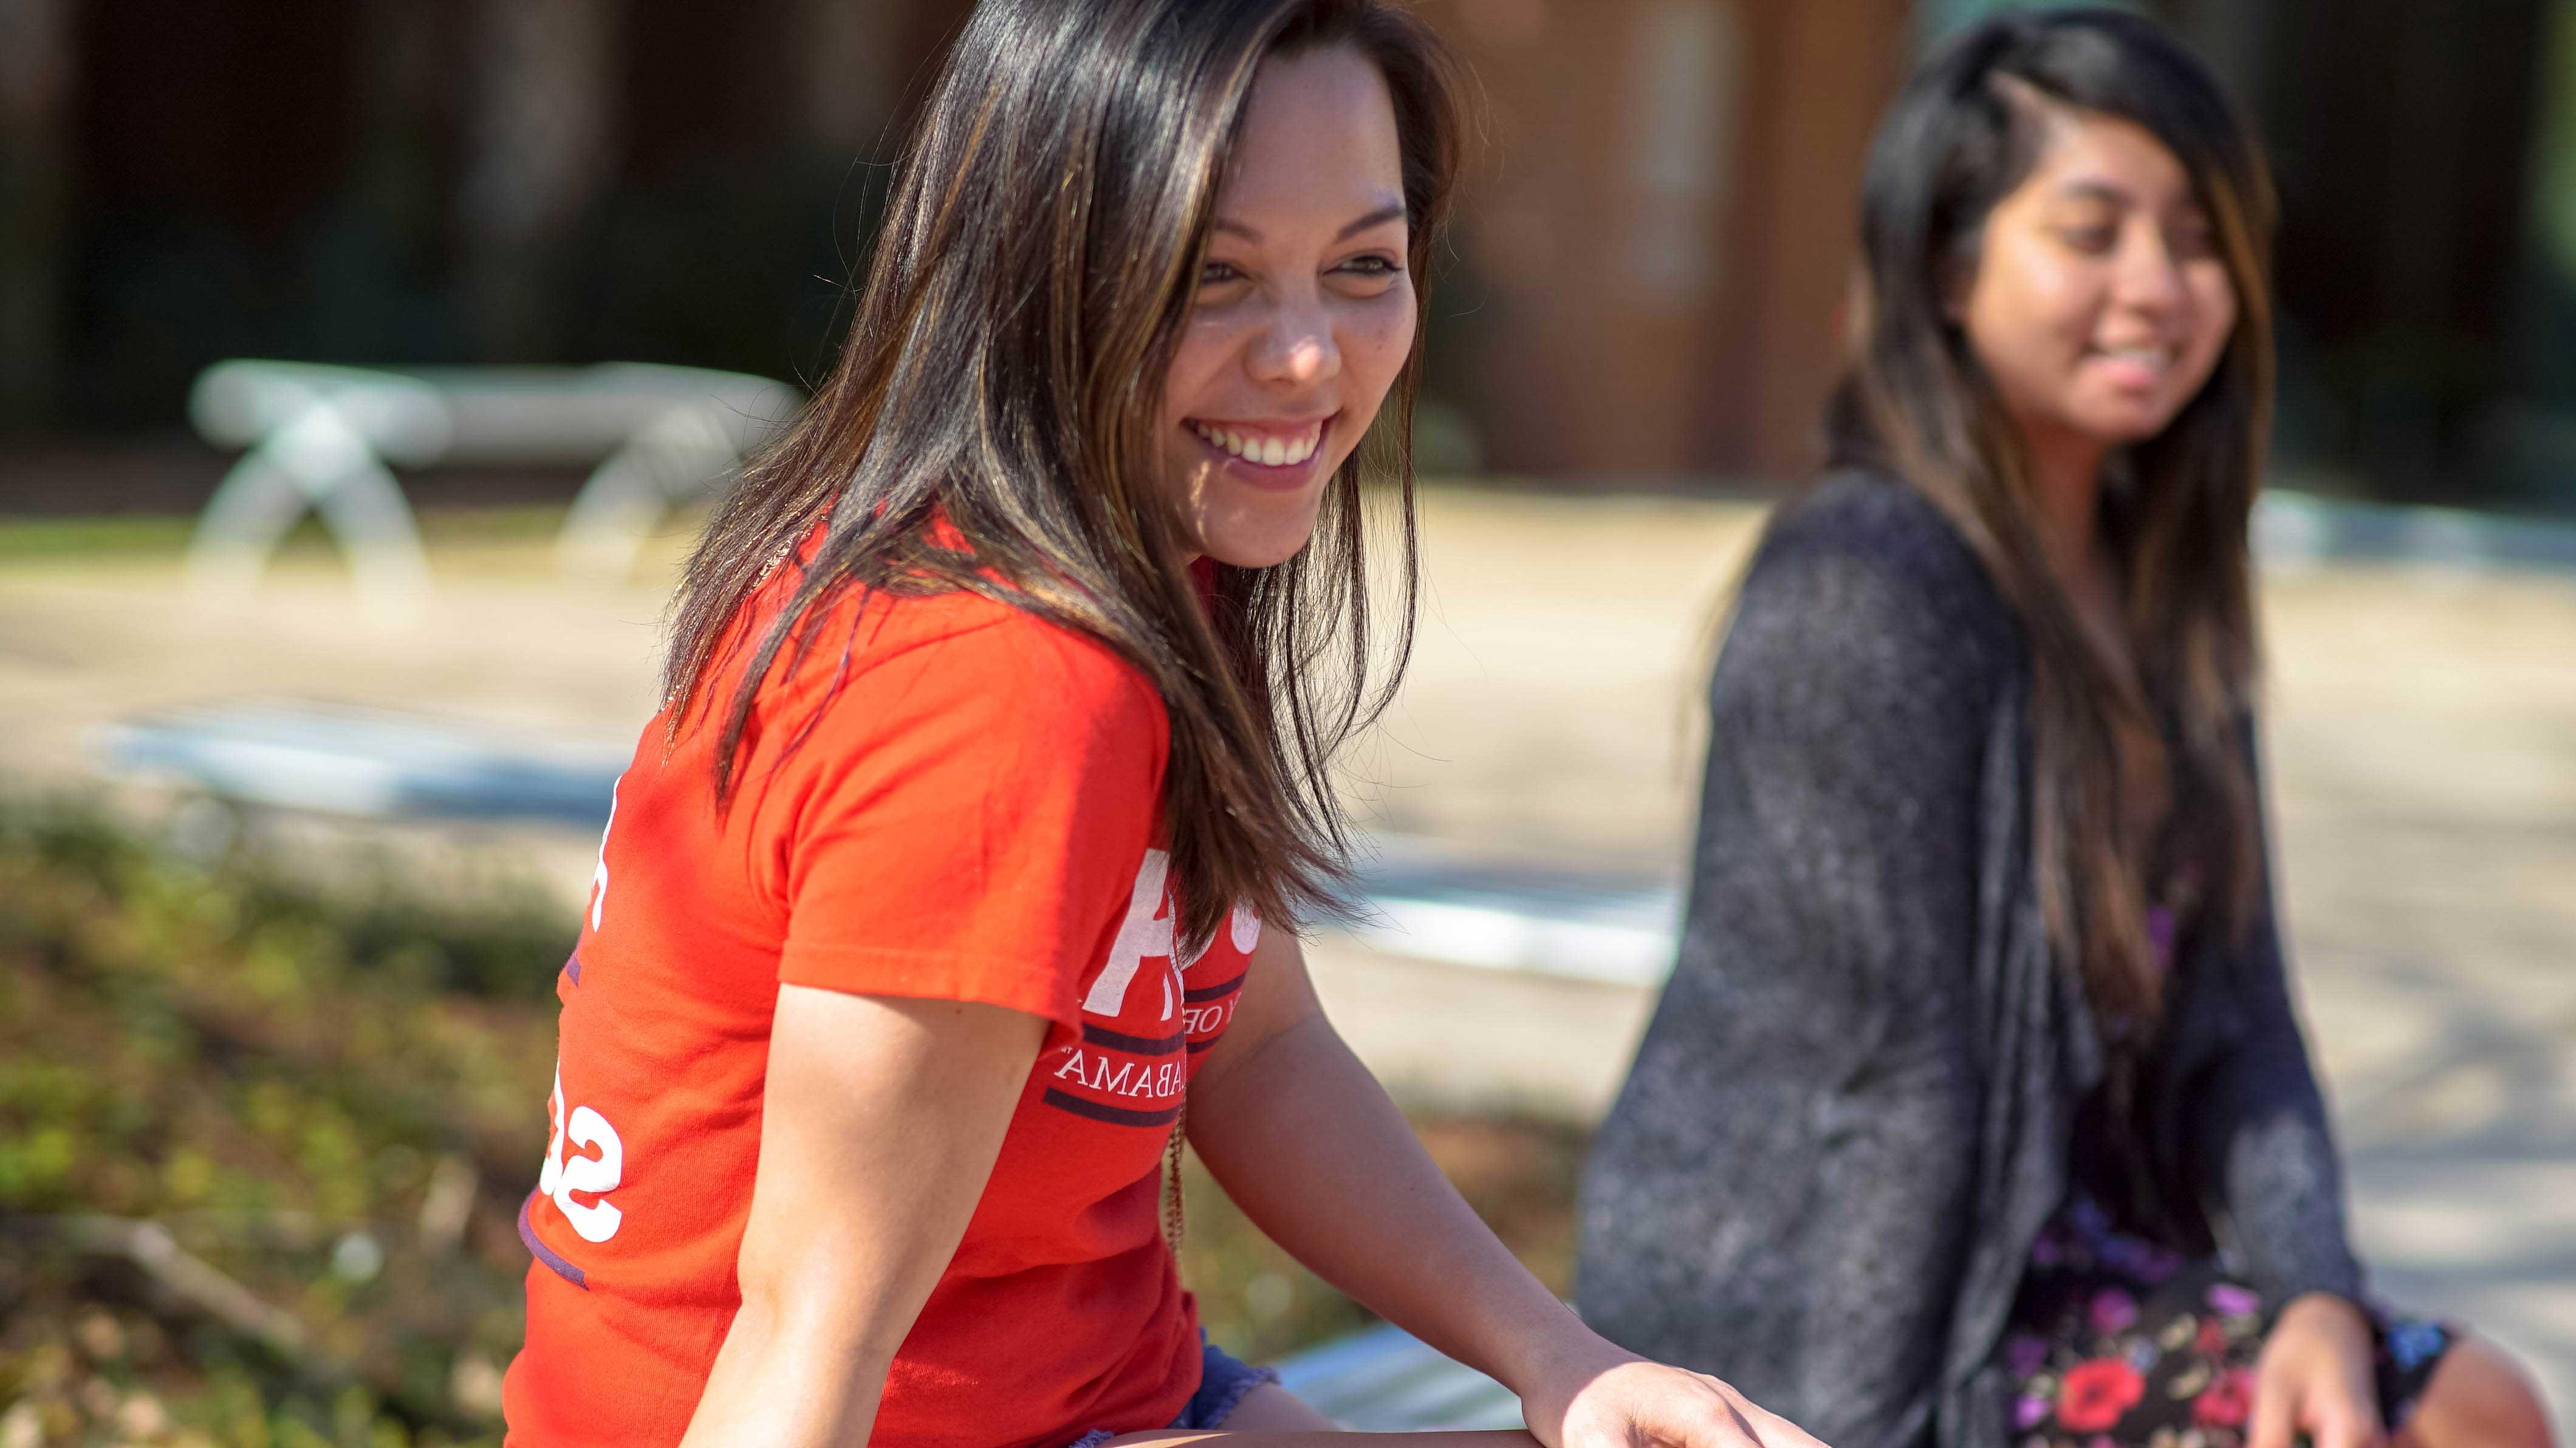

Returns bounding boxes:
[1150,929,1825,1448]
[677,986,1044,1448]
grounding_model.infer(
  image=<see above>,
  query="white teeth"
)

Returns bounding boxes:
[1190,421,1323,467]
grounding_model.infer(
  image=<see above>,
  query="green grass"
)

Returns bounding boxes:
[0,508,575,567]
[0,793,1586,1443]
[0,514,200,562]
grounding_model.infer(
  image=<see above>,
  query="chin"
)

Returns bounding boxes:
[1187,492,1328,567]
[1194,522,1317,569]
[2071,401,2186,448]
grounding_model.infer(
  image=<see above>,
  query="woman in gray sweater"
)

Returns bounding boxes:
[1574,13,2552,1448]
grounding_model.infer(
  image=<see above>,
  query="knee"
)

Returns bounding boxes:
[2406,1336,2556,1448]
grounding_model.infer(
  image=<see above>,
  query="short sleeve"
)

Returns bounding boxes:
[764,607,1168,1034]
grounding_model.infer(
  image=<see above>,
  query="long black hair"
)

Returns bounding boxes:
[1829,8,2276,1039]
[662,0,1466,953]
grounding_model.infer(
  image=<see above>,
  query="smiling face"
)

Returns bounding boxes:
[1155,43,1415,567]
[1958,103,2238,471]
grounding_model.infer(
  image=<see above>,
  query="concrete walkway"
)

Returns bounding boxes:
[4,487,2570,1430]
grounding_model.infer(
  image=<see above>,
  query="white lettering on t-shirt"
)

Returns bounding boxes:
[1044,1048,1185,1103]
[1182,997,1239,1036]
[536,1059,626,1244]
[587,784,618,934]
[1081,849,1177,1019]
[539,1066,568,1199]
[555,1106,625,1243]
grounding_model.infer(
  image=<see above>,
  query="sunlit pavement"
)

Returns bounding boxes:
[4,485,2571,1428]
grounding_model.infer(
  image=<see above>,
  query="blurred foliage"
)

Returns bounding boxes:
[0,794,567,1446]
[0,792,1588,1444]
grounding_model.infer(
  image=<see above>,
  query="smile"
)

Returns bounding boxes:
[1188,417,1327,470]
[2089,342,2180,375]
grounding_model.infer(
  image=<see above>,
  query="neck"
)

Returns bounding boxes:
[2020,422,2111,590]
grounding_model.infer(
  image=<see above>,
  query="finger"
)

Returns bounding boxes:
[1704,1380,1826,1448]
[2318,1393,2388,1448]
[1696,1399,1764,1448]
[1745,1404,1831,1448]
[1721,1395,1827,1448]
[1622,1407,1751,1448]
[1651,1388,1761,1448]
[2247,1373,2299,1448]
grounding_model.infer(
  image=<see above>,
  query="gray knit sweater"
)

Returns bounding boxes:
[1574,470,2365,1448]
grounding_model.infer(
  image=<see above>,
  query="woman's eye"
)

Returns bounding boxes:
[1197,261,1246,287]
[1338,254,1403,277]
[2058,225,2117,254]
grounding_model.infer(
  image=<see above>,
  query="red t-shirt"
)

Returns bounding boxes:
[501,569,1260,1447]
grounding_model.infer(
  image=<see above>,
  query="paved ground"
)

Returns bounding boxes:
[4,487,2571,1430]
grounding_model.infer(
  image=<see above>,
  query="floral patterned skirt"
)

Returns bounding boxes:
[2000,1198,2456,1448]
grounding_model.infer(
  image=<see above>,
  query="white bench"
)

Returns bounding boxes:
[1270,1322,1524,1430]
[183,360,800,619]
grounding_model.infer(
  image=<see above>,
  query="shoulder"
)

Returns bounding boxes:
[779,584,1170,765]
[1748,470,2005,623]
[1715,470,2019,721]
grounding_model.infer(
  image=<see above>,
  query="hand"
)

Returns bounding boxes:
[2250,1293,2385,1448]
[1518,1334,1830,1448]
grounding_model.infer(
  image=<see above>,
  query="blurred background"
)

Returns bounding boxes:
[13,0,2576,503]
[1,0,2571,1444]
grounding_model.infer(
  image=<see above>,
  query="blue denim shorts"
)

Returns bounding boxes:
[1063,1334,1280,1446]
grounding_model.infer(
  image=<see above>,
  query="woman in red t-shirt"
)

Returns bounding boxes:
[502,3,1823,1446]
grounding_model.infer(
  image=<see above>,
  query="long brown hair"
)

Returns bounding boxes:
[662,0,1466,954]
[1828,9,2276,1040]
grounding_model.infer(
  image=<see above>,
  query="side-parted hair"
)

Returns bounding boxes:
[1828,9,2276,1039]
[662,0,1466,954]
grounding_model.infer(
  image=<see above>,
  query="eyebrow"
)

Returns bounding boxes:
[1212,200,1410,245]
[2052,180,2134,207]
[2053,179,2205,216]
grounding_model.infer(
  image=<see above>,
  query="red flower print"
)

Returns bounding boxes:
[2058,1359,2147,1433]
[2194,1367,2255,1429]
[2196,1319,2231,1358]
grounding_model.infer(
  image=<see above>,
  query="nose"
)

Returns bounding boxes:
[1245,285,1341,388]
[2112,225,2190,318]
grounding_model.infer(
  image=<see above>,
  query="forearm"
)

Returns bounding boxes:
[2199,737,2365,1304]
[679,1294,893,1447]
[677,991,1043,1447]
[2196,1042,2363,1302]
[2194,930,2364,1303]
[1186,1013,1597,1400]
